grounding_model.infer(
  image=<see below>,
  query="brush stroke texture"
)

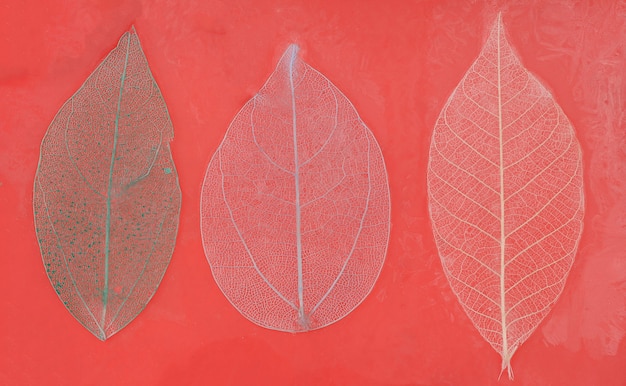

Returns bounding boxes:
[201,45,390,332]
[34,27,181,340]
[540,3,626,358]
[427,14,584,378]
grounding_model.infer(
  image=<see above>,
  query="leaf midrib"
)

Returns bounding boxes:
[495,14,510,364]
[101,33,131,327]
[288,46,306,324]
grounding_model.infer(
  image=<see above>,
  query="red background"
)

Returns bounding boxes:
[1,1,625,385]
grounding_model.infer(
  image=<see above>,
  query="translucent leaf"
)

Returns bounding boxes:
[201,45,390,332]
[34,27,181,340]
[427,14,584,378]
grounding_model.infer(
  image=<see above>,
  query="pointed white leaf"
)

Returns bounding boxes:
[427,14,584,378]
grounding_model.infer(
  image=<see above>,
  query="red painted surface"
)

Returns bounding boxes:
[1,1,625,385]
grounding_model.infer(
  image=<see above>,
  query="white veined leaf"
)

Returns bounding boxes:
[427,14,584,378]
[201,45,390,332]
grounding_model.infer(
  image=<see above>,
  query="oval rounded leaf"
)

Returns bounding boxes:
[427,14,584,378]
[34,27,181,340]
[201,45,390,332]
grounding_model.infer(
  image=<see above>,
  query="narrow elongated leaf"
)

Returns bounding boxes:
[427,14,584,378]
[34,27,181,340]
[201,45,390,332]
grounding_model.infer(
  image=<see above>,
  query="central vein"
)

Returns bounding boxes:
[496,17,508,359]
[102,34,131,325]
[288,46,306,322]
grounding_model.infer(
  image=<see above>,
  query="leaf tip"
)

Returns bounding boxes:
[495,12,505,31]
[286,43,300,58]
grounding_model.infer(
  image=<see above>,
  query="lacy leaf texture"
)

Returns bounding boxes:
[427,14,584,378]
[201,45,390,332]
[34,27,181,340]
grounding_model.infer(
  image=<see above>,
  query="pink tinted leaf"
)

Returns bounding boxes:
[34,27,181,340]
[427,14,584,378]
[201,45,390,332]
